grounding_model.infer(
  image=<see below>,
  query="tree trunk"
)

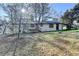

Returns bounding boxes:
[67,23,72,30]
[12,16,22,56]
[36,15,41,32]
[18,17,22,39]
[66,19,73,30]
[3,25,6,34]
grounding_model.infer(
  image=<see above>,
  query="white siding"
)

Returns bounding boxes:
[59,24,63,30]
[39,24,56,31]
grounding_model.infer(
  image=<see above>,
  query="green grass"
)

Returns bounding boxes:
[51,29,79,32]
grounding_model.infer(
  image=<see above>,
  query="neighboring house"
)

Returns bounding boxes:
[72,20,79,29]
[0,23,12,34]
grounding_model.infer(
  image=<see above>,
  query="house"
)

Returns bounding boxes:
[0,21,67,34]
[27,21,67,32]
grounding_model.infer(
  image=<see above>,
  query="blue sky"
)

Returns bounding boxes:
[50,3,76,15]
[0,3,77,17]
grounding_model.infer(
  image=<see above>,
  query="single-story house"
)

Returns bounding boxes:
[28,21,67,32]
[0,21,67,34]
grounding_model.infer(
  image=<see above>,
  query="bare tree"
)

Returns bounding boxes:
[0,3,50,55]
[31,3,50,31]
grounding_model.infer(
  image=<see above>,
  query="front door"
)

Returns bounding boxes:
[56,24,59,30]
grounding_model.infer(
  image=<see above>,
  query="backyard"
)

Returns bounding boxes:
[0,30,79,56]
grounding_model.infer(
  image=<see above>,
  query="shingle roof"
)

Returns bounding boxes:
[47,21,62,24]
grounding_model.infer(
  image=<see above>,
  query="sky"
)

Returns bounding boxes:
[50,3,76,15]
[0,3,77,17]
[0,7,7,16]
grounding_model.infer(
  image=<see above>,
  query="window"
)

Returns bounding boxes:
[49,24,54,28]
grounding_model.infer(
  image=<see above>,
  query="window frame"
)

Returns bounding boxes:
[49,24,54,28]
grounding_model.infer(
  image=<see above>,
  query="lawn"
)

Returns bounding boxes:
[0,30,79,56]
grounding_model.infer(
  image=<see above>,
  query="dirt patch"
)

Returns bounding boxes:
[54,38,70,45]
